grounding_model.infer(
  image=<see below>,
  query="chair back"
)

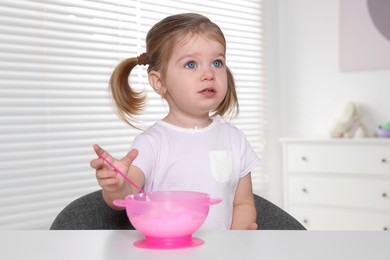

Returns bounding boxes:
[51,190,306,230]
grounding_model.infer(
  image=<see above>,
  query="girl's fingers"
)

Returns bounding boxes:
[121,149,139,167]
[99,177,119,187]
[247,223,258,230]
[93,144,103,155]
[90,157,102,169]
[96,170,117,180]
[93,144,112,160]
[92,144,117,170]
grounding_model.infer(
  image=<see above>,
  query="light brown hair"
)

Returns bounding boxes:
[109,13,239,128]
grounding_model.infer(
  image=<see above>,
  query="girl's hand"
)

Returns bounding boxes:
[90,144,138,192]
[247,223,258,230]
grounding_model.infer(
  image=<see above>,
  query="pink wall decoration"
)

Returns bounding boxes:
[339,0,390,71]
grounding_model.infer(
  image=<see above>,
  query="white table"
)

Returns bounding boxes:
[1,230,389,260]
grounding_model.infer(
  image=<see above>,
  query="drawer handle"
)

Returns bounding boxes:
[302,188,308,193]
[303,219,308,224]
[301,156,307,161]
[382,193,388,198]
[382,158,387,163]
[383,226,388,231]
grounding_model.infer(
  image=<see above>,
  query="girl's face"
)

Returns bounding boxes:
[161,34,228,121]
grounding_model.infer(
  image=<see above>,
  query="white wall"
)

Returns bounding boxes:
[266,0,390,206]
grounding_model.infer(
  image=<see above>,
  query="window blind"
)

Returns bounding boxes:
[0,0,267,229]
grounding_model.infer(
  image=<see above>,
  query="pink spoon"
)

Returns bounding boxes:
[98,154,145,194]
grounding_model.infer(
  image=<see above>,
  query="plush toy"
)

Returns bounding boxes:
[329,102,374,138]
[376,122,390,138]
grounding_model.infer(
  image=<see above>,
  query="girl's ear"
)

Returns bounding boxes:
[148,71,166,96]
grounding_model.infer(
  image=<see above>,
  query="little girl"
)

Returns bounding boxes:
[90,13,260,230]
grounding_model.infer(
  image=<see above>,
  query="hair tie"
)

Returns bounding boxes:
[137,53,148,65]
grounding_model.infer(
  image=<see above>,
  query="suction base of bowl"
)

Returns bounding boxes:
[134,235,204,249]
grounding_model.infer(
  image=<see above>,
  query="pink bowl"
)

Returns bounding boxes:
[113,191,222,249]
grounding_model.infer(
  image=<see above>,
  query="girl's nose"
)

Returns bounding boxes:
[202,67,215,81]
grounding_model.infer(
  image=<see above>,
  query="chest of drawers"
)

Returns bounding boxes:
[280,138,390,230]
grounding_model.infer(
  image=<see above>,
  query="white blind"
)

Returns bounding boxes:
[0,0,267,229]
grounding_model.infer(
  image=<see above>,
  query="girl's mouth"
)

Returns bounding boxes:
[199,88,216,93]
[198,88,217,97]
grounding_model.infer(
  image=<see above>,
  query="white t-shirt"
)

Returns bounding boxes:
[131,115,260,229]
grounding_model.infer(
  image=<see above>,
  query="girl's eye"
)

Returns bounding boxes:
[212,59,223,68]
[185,61,197,69]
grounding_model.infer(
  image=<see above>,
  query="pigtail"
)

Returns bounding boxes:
[109,55,148,128]
[211,66,239,118]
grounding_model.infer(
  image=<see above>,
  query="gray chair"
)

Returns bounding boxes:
[50,190,306,230]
